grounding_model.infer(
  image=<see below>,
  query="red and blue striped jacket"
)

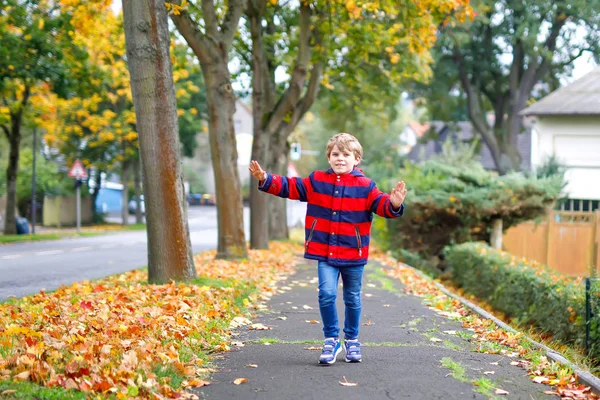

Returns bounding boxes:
[259,168,404,267]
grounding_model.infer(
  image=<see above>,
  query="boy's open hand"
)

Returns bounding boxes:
[390,181,407,209]
[249,160,267,181]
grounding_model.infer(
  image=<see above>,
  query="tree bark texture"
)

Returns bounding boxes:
[170,0,248,259]
[203,62,248,259]
[121,161,129,225]
[122,0,195,283]
[134,158,143,224]
[268,145,290,240]
[2,85,29,235]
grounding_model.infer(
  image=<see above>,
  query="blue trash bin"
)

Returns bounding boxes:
[16,216,30,235]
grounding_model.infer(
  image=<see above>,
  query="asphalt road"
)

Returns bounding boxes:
[0,202,308,301]
[0,206,231,301]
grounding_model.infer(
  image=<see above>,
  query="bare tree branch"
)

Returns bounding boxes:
[265,2,312,135]
[200,0,218,38]
[170,6,211,63]
[1,124,9,140]
[221,0,248,50]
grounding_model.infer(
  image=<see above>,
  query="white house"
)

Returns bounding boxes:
[521,68,600,212]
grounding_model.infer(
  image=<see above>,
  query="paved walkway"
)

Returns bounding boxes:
[192,259,557,400]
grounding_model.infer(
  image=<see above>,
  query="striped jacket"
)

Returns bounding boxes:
[259,168,404,266]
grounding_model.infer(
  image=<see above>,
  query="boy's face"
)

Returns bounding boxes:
[328,145,360,175]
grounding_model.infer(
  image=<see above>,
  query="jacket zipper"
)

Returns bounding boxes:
[354,226,362,257]
[305,220,317,250]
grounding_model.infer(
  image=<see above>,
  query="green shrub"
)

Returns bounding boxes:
[387,160,562,260]
[445,242,600,363]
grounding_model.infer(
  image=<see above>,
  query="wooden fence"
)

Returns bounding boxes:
[503,211,600,277]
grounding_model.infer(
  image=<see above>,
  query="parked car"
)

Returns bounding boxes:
[128,195,145,215]
[186,193,216,206]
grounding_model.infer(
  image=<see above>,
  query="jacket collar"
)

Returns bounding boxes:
[325,168,364,178]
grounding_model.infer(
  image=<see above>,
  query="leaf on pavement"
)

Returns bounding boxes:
[246,364,258,368]
[233,378,248,385]
[305,320,320,324]
[494,389,509,395]
[429,337,442,342]
[339,376,358,387]
[187,379,210,387]
[304,346,321,350]
[248,323,271,331]
[302,305,313,309]
[483,371,495,375]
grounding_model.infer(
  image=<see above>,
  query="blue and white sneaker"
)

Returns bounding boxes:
[344,339,362,363]
[319,337,341,365]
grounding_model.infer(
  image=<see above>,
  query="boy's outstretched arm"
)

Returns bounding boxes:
[249,160,267,182]
[390,181,407,210]
[367,180,407,218]
[249,160,311,202]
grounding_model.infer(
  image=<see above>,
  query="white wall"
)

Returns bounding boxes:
[532,116,600,200]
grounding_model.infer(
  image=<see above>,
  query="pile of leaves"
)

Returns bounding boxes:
[386,160,562,260]
[375,251,599,399]
[0,242,299,399]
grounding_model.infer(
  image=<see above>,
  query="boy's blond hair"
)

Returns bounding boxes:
[326,133,363,161]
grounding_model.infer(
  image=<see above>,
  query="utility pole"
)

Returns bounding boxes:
[31,127,37,234]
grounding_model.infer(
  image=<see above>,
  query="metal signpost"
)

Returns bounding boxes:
[67,159,88,233]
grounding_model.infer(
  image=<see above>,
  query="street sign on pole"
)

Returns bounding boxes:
[68,159,87,233]
[68,159,88,179]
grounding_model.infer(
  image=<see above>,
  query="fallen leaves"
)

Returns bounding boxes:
[495,388,509,395]
[0,242,299,398]
[248,323,271,331]
[233,378,248,385]
[305,320,320,324]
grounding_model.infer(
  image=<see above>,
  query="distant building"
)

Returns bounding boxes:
[521,68,600,211]
[405,120,532,172]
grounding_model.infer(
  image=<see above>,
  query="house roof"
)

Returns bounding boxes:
[520,68,600,116]
[407,121,532,171]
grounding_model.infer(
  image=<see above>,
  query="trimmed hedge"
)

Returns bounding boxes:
[445,242,599,363]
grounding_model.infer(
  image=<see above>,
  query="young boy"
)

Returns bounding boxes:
[249,133,407,365]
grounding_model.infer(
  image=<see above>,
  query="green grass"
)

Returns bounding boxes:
[367,269,400,293]
[0,381,93,400]
[440,357,501,399]
[0,233,65,244]
[440,357,467,381]
[0,223,147,244]
[473,377,496,398]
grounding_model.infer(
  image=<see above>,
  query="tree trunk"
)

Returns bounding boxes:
[3,114,23,235]
[91,170,101,223]
[202,62,248,259]
[248,3,273,250]
[122,0,195,283]
[268,142,289,240]
[169,0,248,259]
[490,218,503,249]
[121,161,129,225]
[133,158,143,224]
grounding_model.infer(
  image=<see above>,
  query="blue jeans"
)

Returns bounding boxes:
[317,261,364,340]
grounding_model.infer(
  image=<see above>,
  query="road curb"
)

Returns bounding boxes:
[403,264,600,396]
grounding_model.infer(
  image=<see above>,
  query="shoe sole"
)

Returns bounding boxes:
[319,346,342,365]
[345,357,362,363]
